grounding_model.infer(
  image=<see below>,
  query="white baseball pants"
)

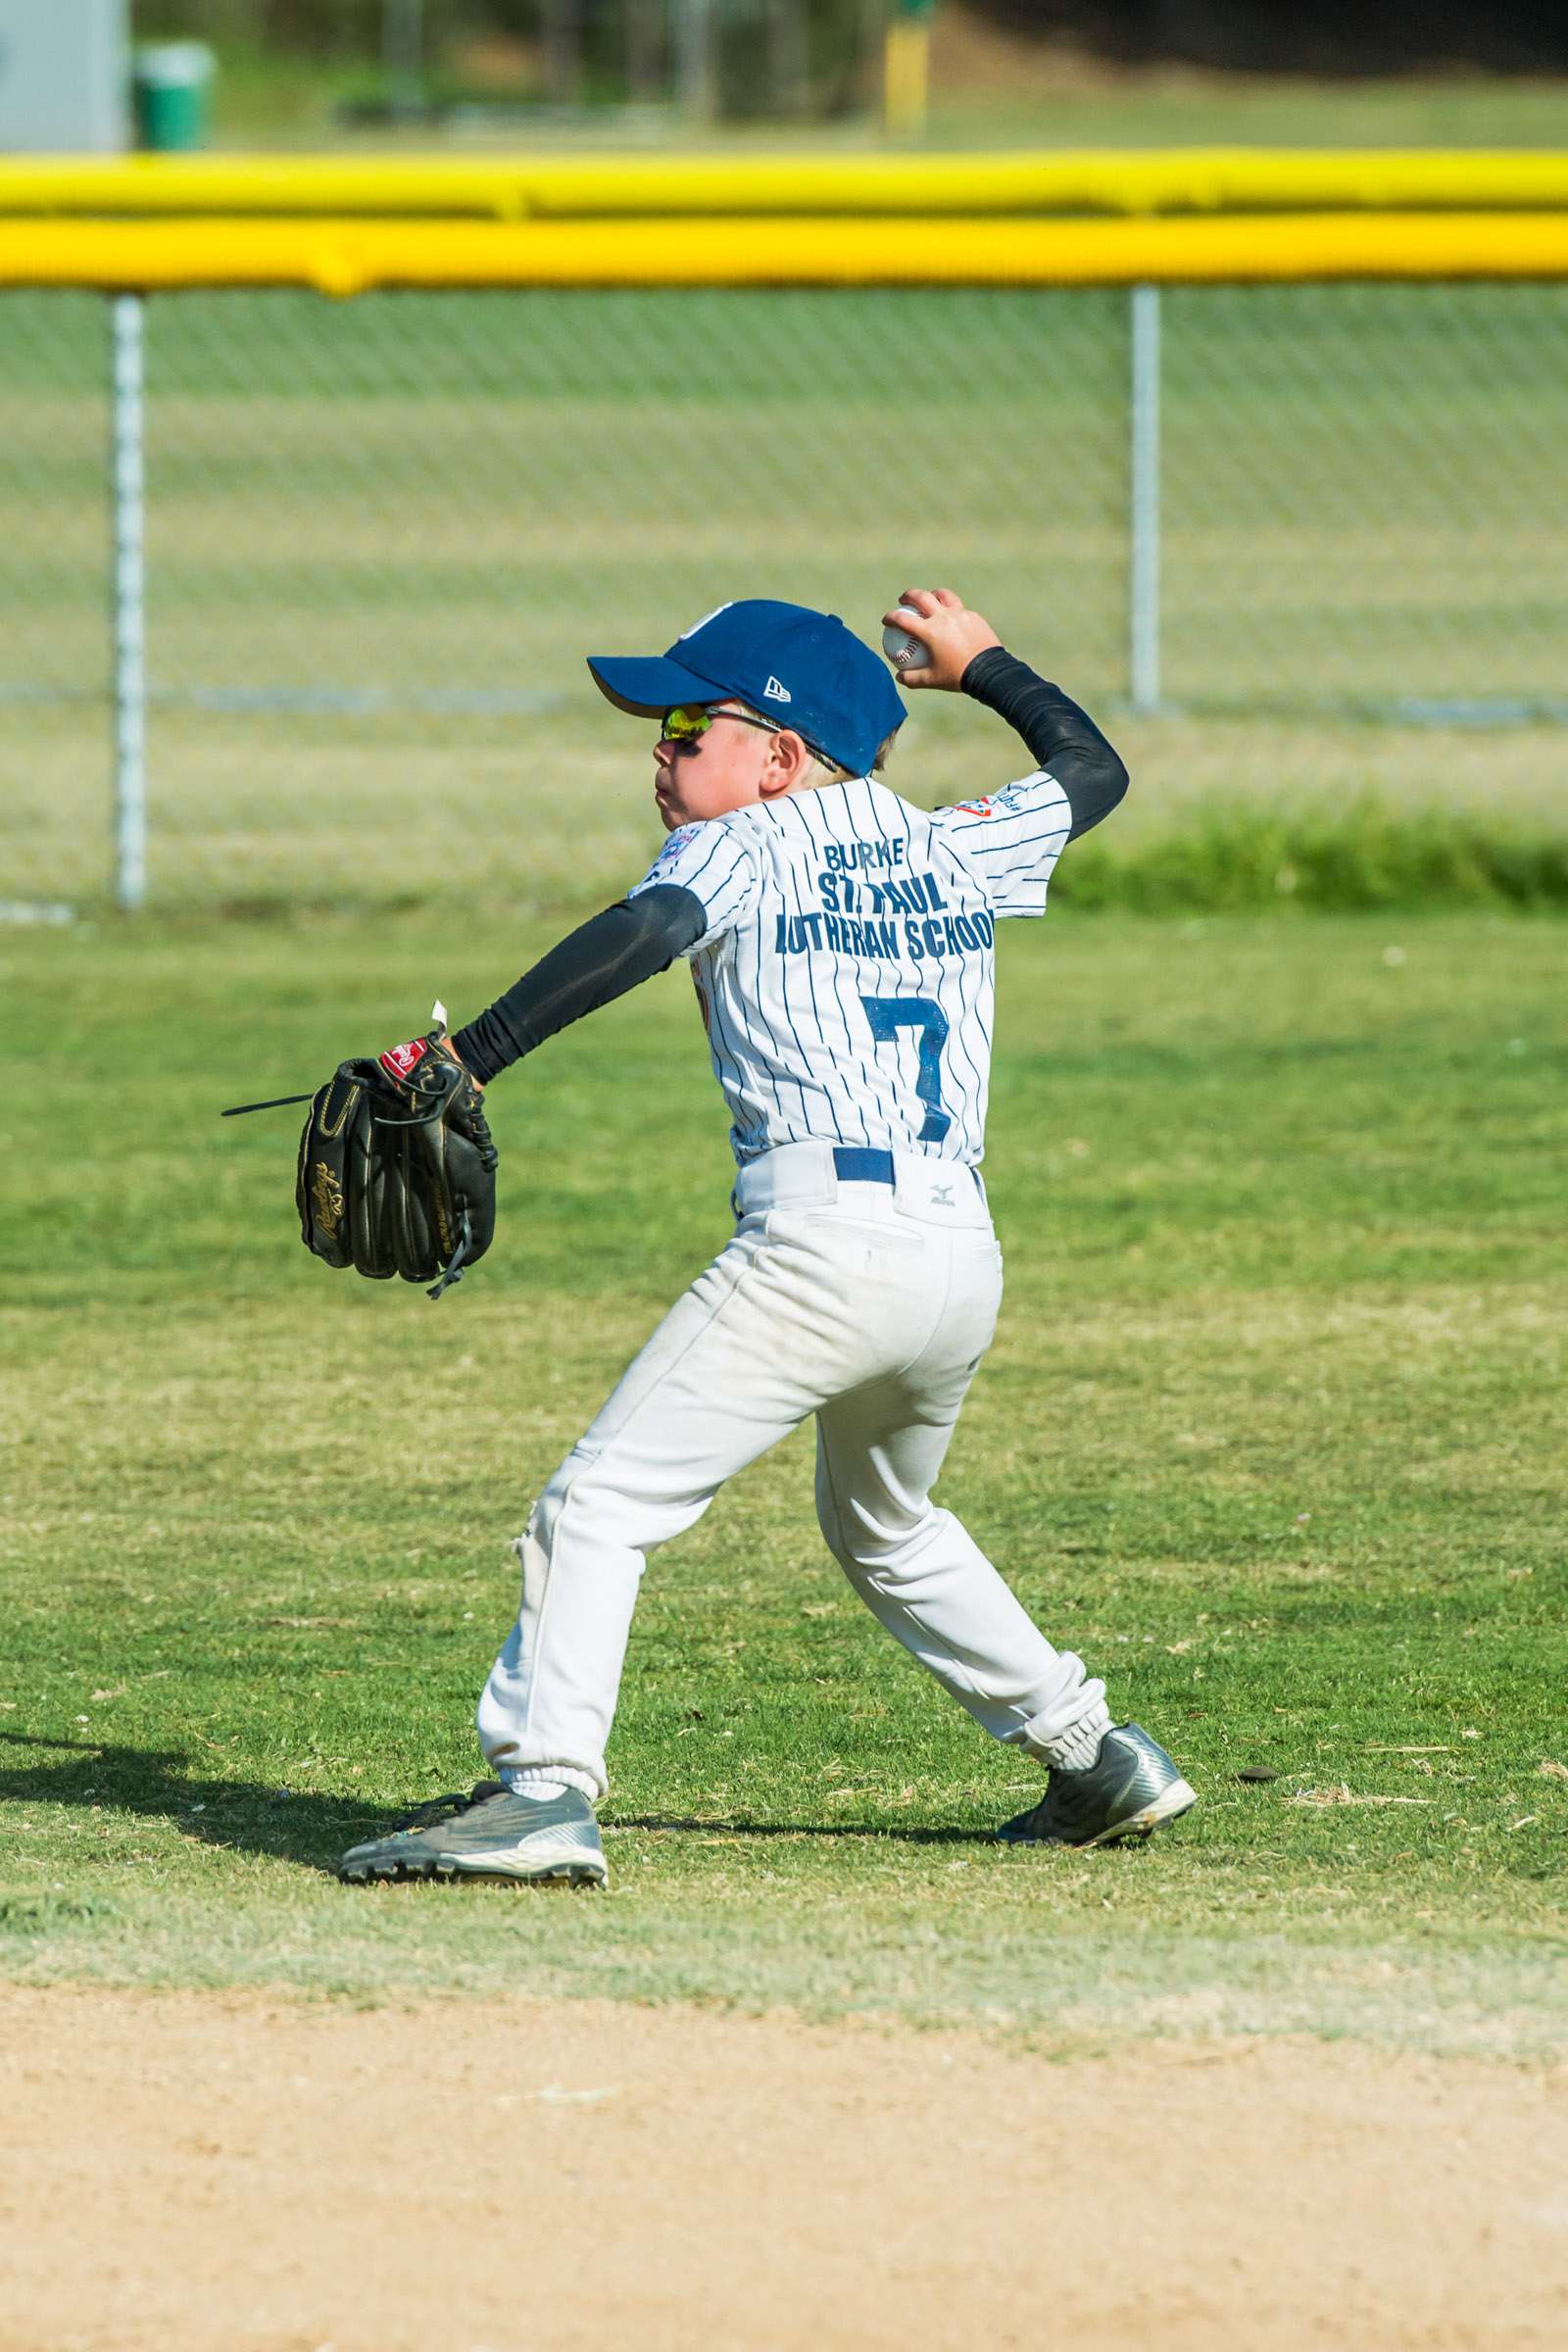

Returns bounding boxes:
[478,1141,1105,1801]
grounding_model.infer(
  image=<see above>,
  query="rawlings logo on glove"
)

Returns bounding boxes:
[379,1037,430,1082]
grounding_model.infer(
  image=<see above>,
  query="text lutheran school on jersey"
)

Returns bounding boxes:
[776,863,999,965]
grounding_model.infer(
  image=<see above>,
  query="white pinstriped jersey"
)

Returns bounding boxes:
[627,771,1072,1168]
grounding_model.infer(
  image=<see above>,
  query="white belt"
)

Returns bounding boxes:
[733,1140,990,1228]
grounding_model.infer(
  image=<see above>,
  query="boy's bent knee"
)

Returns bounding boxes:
[521,1443,613,1563]
[817,1498,943,1576]
[526,1443,710,1567]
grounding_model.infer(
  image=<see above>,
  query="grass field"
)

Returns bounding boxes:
[2,279,1564,912]
[3,904,1564,2055]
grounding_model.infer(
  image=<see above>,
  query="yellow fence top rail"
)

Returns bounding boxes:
[3,213,1565,294]
[1,149,1568,221]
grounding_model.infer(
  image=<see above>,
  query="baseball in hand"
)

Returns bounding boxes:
[882,610,928,674]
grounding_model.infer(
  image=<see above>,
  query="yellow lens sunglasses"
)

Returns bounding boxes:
[660,705,785,746]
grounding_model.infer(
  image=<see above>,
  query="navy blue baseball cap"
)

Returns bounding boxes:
[588,600,906,779]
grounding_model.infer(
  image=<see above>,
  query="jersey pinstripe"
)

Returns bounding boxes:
[627,771,1071,1167]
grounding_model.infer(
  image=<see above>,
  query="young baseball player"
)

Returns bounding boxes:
[339,589,1197,1887]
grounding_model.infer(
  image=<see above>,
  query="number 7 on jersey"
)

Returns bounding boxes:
[858,995,952,1144]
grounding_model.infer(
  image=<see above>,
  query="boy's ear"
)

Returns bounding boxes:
[758,730,813,800]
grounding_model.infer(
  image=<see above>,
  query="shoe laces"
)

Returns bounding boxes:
[388,1780,506,1835]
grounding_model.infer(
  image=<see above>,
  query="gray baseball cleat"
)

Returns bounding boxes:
[997,1722,1197,1850]
[338,1781,608,1887]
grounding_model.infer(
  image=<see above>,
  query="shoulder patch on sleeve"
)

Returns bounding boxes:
[653,822,704,868]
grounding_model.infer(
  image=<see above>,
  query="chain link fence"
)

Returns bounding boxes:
[1,280,1564,914]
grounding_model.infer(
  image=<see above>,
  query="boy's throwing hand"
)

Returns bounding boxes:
[882,586,1003,691]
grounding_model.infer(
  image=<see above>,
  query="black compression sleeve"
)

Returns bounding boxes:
[960,646,1129,842]
[449,884,708,1084]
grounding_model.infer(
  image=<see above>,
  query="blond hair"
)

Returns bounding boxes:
[736,706,897,785]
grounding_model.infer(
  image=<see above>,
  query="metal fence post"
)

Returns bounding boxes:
[675,0,714,121]
[110,290,147,911]
[1129,281,1161,715]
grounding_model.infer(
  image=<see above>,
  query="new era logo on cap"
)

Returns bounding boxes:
[762,676,792,703]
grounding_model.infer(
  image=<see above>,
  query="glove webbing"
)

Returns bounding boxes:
[222,1075,477,1298]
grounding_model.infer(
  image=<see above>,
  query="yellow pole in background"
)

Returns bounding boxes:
[883,0,934,141]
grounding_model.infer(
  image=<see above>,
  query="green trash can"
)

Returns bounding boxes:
[132,44,216,152]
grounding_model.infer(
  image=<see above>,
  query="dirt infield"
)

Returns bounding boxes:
[3,1989,1565,2352]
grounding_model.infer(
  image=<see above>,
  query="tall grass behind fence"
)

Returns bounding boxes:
[0,275,1564,915]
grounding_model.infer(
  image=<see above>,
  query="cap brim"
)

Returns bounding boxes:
[586,654,728,717]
